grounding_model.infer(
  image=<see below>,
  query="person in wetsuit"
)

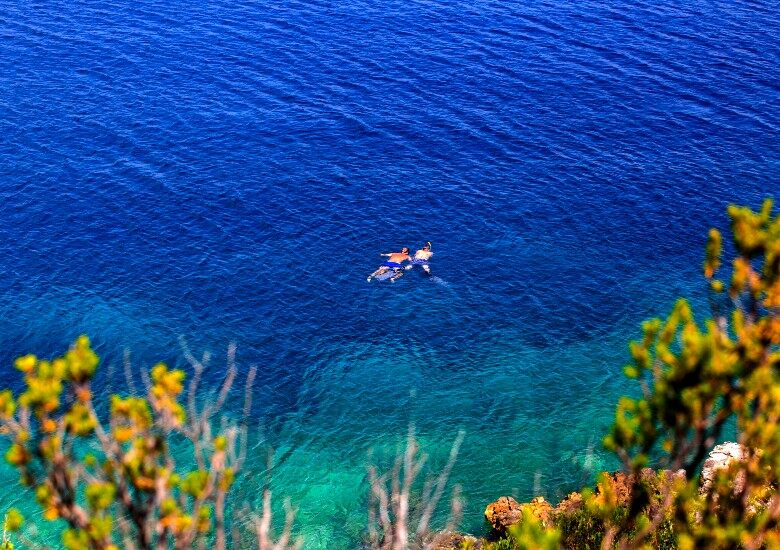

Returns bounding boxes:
[367,247,411,282]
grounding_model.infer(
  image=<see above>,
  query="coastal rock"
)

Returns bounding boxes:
[485,496,522,531]
[597,472,634,505]
[555,491,584,514]
[523,496,554,527]
[484,496,553,532]
[592,469,686,507]
[701,442,747,494]
[639,467,686,491]
[483,468,690,538]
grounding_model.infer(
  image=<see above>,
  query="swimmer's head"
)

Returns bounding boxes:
[401,247,410,254]
[421,244,430,250]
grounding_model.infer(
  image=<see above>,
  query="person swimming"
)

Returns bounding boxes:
[367,247,411,282]
[411,242,433,275]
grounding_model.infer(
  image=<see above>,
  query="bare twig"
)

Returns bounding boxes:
[123,348,138,395]
[367,428,465,550]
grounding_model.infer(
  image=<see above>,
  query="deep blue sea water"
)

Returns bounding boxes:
[0,0,778,547]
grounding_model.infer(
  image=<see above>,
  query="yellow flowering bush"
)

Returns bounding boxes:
[0,340,299,550]
[494,200,779,549]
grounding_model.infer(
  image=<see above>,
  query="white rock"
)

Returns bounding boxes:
[700,442,746,493]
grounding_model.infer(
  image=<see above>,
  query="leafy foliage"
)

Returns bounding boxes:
[597,199,780,549]
[490,199,779,549]
[0,339,300,550]
[367,428,465,550]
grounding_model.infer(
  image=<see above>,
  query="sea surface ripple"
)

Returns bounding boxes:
[0,0,778,546]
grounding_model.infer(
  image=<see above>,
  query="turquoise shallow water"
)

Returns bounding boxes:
[0,0,778,547]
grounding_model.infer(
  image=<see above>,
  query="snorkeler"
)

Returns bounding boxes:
[367,247,411,282]
[411,242,433,275]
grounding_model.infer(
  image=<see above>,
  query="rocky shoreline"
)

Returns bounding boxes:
[432,442,747,549]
